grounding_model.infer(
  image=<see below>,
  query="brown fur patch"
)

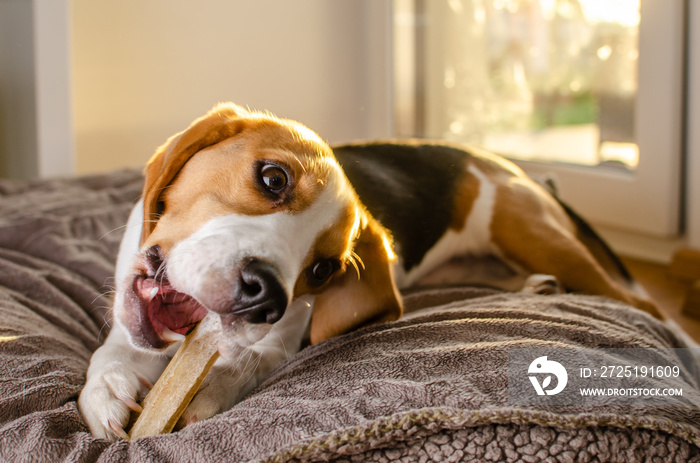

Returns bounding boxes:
[449,166,481,231]
[142,104,248,242]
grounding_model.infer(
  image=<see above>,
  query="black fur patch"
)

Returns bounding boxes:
[332,141,471,272]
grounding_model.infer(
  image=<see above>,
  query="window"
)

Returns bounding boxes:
[395,0,685,238]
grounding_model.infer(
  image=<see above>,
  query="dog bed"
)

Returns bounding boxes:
[1,170,699,462]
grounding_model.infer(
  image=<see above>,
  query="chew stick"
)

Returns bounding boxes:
[129,313,221,439]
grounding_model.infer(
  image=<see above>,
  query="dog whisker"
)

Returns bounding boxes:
[154,264,168,286]
[274,330,289,362]
[346,251,363,278]
[238,351,264,389]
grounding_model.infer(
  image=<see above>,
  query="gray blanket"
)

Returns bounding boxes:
[0,170,699,462]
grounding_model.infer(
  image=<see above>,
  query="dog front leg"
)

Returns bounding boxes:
[78,324,169,440]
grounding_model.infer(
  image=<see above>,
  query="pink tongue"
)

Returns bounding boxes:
[137,277,206,335]
[150,297,199,333]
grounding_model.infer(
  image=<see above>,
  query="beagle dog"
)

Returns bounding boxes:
[78,103,658,440]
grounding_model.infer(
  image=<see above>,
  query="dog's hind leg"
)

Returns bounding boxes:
[490,179,661,318]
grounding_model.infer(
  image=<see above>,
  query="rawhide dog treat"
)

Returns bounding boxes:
[129,313,221,439]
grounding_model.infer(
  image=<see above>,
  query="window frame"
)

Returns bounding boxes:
[394,0,686,238]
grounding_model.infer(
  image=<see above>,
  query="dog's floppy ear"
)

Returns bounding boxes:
[141,103,248,244]
[310,214,403,344]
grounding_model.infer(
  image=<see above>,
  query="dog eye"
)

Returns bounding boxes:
[310,259,340,285]
[260,164,288,193]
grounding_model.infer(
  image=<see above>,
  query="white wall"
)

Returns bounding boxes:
[35,0,75,177]
[71,0,393,175]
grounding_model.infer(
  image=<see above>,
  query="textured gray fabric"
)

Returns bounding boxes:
[0,171,699,462]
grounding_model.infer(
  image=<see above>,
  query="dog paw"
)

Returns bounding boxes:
[177,367,250,428]
[177,377,226,428]
[78,361,151,440]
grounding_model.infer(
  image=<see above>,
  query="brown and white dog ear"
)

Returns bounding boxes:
[309,215,403,344]
[141,103,249,244]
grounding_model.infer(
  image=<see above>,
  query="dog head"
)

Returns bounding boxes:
[117,103,402,353]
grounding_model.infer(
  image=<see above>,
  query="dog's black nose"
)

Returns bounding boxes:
[230,258,288,324]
